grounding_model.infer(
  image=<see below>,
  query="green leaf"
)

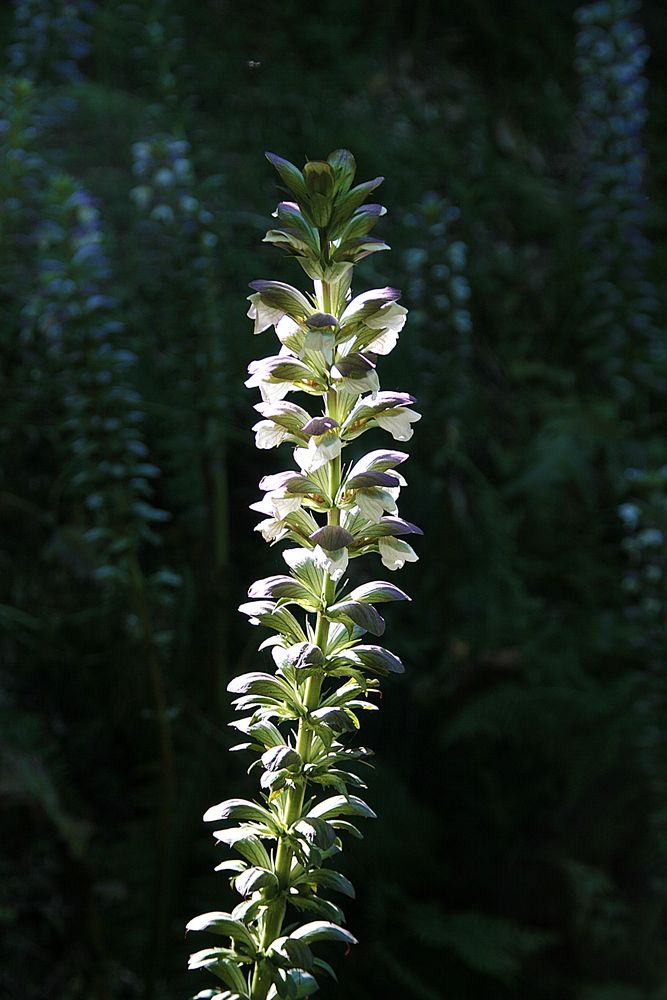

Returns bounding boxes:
[327,149,356,194]
[265,152,309,202]
[292,894,346,923]
[268,936,315,971]
[309,525,355,551]
[248,280,313,322]
[275,968,320,999]
[326,599,385,636]
[344,470,400,490]
[330,176,384,230]
[204,798,275,825]
[262,745,301,772]
[348,581,410,603]
[308,794,376,821]
[290,920,358,947]
[310,706,358,733]
[284,641,326,672]
[235,866,278,897]
[248,575,318,607]
[348,644,405,675]
[213,829,272,868]
[238,602,306,644]
[228,672,295,700]
[303,869,356,898]
[186,913,257,952]
[283,551,326,597]
[293,817,337,850]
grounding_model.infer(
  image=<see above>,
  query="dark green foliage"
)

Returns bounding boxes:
[1,0,667,998]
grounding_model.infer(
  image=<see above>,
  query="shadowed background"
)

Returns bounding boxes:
[1,1,667,998]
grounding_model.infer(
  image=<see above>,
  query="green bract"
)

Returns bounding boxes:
[188,150,421,1000]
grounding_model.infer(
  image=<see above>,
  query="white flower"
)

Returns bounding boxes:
[313,544,348,581]
[365,303,408,355]
[378,537,419,571]
[254,517,288,543]
[366,301,408,334]
[375,407,422,441]
[294,431,342,473]
[252,419,290,449]
[251,491,302,520]
[333,368,380,397]
[355,487,398,523]
[258,379,291,404]
[247,293,284,335]
[366,327,400,355]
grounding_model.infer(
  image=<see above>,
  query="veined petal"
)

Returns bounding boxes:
[365,326,400,355]
[366,301,408,333]
[378,537,419,571]
[252,419,291,449]
[255,517,289,542]
[375,407,422,441]
[294,432,342,473]
[355,488,398,523]
[247,292,284,335]
[313,544,349,581]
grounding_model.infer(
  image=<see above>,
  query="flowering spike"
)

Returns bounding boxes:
[188,151,420,999]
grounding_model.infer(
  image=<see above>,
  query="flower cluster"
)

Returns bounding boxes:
[8,0,94,84]
[188,151,421,1000]
[21,169,168,583]
[574,0,662,393]
[402,192,472,428]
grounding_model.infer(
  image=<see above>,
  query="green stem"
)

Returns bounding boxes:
[250,325,340,999]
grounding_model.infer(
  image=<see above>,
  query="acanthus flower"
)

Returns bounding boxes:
[189,149,421,1000]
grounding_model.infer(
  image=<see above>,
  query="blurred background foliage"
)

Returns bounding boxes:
[1,1,666,998]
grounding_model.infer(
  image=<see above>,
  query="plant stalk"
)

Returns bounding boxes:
[250,305,340,999]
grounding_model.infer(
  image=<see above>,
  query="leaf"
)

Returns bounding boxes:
[265,152,309,201]
[228,672,294,700]
[189,950,248,993]
[290,921,358,947]
[255,400,312,434]
[305,869,356,898]
[344,471,400,489]
[262,745,301,772]
[284,641,326,672]
[348,449,408,476]
[276,968,320,999]
[326,600,385,636]
[302,416,339,436]
[309,525,355,551]
[235,867,278,897]
[348,644,405,675]
[238,602,306,643]
[248,279,313,322]
[186,913,257,952]
[248,575,317,606]
[283,551,326,594]
[268,936,315,971]
[308,794,377,820]
[293,817,337,850]
[213,829,272,868]
[330,177,384,229]
[359,516,423,539]
[204,798,275,825]
[348,581,410,603]
[310,706,358,733]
